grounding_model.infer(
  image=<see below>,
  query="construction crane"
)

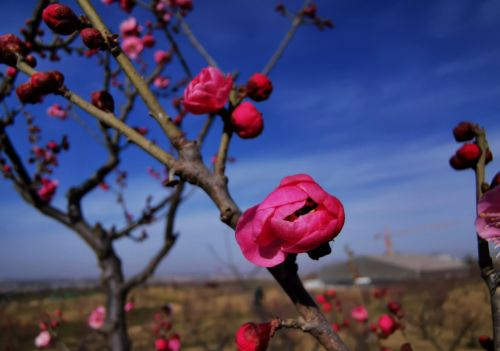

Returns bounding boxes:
[373,221,457,256]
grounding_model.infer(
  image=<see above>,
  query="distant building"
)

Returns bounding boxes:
[319,254,470,285]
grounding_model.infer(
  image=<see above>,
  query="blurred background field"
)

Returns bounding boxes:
[0,273,492,351]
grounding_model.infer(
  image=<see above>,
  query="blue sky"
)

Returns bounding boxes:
[0,0,499,280]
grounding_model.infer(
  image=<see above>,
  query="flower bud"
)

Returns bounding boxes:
[80,28,105,50]
[6,67,17,77]
[378,314,397,337]
[142,34,155,48]
[16,82,42,104]
[120,0,136,13]
[449,155,468,170]
[231,102,264,139]
[400,343,413,351]
[235,322,273,351]
[0,34,28,66]
[478,335,494,351]
[91,90,115,113]
[25,54,37,67]
[30,71,64,95]
[246,73,273,102]
[302,4,317,18]
[387,300,402,316]
[452,121,475,142]
[42,4,80,35]
[155,338,168,351]
[456,143,481,164]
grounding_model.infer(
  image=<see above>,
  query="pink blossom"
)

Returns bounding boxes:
[183,66,233,115]
[88,306,106,330]
[168,334,181,351]
[154,76,170,89]
[34,330,51,348]
[122,36,144,60]
[38,178,58,203]
[120,17,141,37]
[475,186,500,241]
[235,174,345,267]
[47,103,67,120]
[124,301,135,312]
[351,305,368,323]
[154,50,172,64]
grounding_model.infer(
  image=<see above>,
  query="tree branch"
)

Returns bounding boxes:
[122,181,184,292]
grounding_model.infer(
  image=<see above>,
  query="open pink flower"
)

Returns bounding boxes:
[235,174,345,267]
[34,331,51,348]
[120,17,141,37]
[88,306,106,330]
[121,36,144,60]
[124,301,135,312]
[47,103,67,120]
[475,186,500,241]
[351,305,368,323]
[183,66,233,115]
[168,334,181,351]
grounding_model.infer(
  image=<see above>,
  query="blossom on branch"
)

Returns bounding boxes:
[88,306,106,330]
[34,330,51,349]
[231,102,264,139]
[475,186,500,242]
[183,66,233,115]
[235,174,345,267]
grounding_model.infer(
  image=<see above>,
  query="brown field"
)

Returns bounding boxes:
[0,277,492,351]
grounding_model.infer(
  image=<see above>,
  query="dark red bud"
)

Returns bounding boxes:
[452,121,475,142]
[80,28,106,50]
[25,54,37,67]
[119,0,136,13]
[16,82,42,104]
[0,34,28,66]
[91,90,115,113]
[30,71,64,95]
[246,73,273,102]
[42,4,81,35]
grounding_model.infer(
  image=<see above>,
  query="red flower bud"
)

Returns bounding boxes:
[316,294,327,304]
[326,289,336,298]
[302,4,317,18]
[322,302,333,313]
[30,71,64,95]
[25,54,37,67]
[231,102,264,139]
[449,154,469,170]
[452,121,475,142]
[91,90,115,113]
[0,34,28,66]
[154,338,168,351]
[235,322,273,351]
[486,149,493,164]
[456,143,481,164]
[378,314,397,337]
[119,0,136,13]
[400,342,413,351]
[6,67,17,77]
[387,300,402,316]
[42,4,80,35]
[16,82,42,104]
[177,0,193,11]
[80,28,105,50]
[246,73,273,102]
[142,34,155,48]
[478,335,493,350]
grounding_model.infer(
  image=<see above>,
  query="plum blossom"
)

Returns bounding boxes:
[154,76,170,89]
[34,330,51,348]
[38,178,58,203]
[183,66,233,114]
[88,306,106,330]
[351,305,368,323]
[475,186,500,242]
[47,103,67,120]
[122,36,144,59]
[235,174,345,267]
